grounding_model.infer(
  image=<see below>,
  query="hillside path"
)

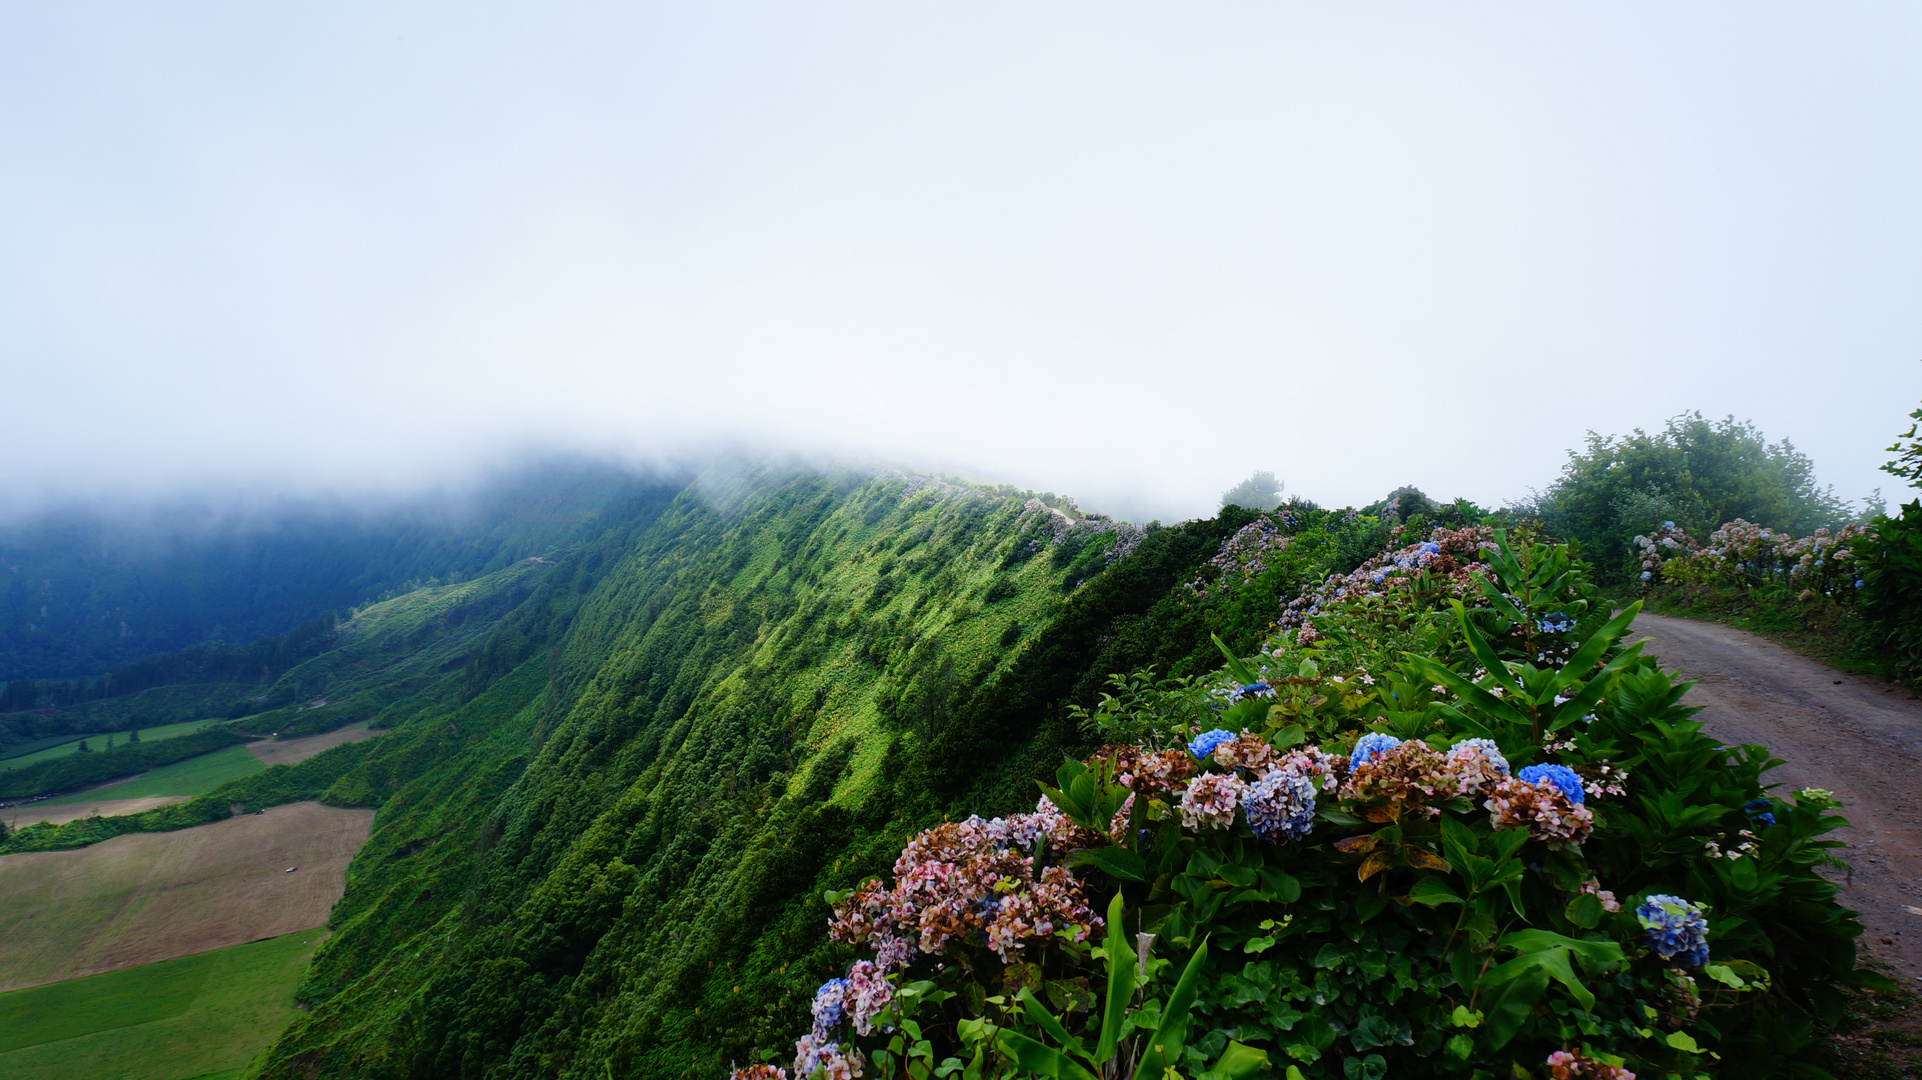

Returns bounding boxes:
[1629,612,1922,985]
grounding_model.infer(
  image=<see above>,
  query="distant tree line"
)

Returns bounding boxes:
[0,612,338,714]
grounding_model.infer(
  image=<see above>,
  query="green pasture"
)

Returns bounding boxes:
[0,930,320,1080]
[42,744,264,804]
[2,719,221,769]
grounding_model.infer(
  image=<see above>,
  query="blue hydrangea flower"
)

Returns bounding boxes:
[1664,520,1674,528]
[1856,580,1865,588]
[1536,612,1576,634]
[1640,570,1653,581]
[1517,763,1585,804]
[811,978,848,1031]
[1230,681,1274,703]
[1188,728,1237,760]
[1244,769,1317,842]
[1446,737,1510,777]
[1419,541,1441,555]
[1744,797,1776,827]
[1349,732,1402,768]
[1636,894,1710,968]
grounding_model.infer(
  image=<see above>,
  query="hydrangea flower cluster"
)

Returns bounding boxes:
[1636,894,1710,968]
[1545,1049,1636,1080]
[729,1065,789,1080]
[1486,774,1594,845]
[1183,513,1297,601]
[1348,732,1402,768]
[1517,763,1586,804]
[1187,728,1238,760]
[827,806,1102,966]
[1744,797,1776,827]
[1664,519,1879,597]
[1179,772,1247,830]
[1243,769,1318,841]
[1442,738,1510,794]
[793,1034,864,1080]
[1579,877,1622,913]
[1340,739,1458,809]
[1278,526,1498,633]
[1632,521,1700,587]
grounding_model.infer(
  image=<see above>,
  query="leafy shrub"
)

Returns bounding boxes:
[741,534,1873,1080]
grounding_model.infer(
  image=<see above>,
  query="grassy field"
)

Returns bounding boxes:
[42,744,264,804]
[0,801,372,990]
[0,930,322,1080]
[2,719,221,769]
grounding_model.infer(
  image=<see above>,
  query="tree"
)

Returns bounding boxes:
[1220,471,1284,511]
[1527,413,1856,582]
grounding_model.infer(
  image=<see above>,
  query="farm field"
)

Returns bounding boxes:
[0,800,372,990]
[41,743,263,804]
[246,720,380,767]
[1,718,220,769]
[10,795,189,828]
[0,930,322,1080]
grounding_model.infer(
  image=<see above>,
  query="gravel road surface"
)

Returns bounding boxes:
[1631,611,1922,985]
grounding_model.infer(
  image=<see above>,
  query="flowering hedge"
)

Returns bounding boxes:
[1633,519,1875,601]
[734,533,1873,1080]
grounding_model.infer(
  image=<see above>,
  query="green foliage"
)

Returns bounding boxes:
[1859,500,1922,684]
[1525,413,1857,583]
[1880,401,1922,488]
[776,533,1869,1080]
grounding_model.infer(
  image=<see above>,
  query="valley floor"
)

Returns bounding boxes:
[0,800,372,991]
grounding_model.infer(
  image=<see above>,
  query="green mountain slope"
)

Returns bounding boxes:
[3,462,1344,1078]
[240,466,1271,1079]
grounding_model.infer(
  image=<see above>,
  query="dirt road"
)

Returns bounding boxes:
[1631,612,1922,985]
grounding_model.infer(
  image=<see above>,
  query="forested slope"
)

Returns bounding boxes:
[231,465,1285,1079]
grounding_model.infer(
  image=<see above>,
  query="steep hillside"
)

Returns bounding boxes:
[3,462,1377,1078]
[240,465,1280,1079]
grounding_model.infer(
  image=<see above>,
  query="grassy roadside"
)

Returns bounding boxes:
[1625,583,1893,680]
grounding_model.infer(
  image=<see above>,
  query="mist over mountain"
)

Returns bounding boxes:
[0,458,692,681]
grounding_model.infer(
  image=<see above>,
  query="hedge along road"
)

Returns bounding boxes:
[1630,611,1922,985]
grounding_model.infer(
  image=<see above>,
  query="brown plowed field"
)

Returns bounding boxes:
[246,721,381,768]
[0,801,373,992]
[9,796,189,828]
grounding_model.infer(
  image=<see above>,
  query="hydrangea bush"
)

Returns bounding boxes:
[736,533,1873,1080]
[1636,519,1876,601]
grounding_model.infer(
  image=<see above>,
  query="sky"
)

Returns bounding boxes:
[3,3,1920,523]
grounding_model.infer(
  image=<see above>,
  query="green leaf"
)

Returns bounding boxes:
[1409,877,1463,907]
[1068,846,1149,883]
[1095,893,1135,1065]
[1212,634,1259,687]
[1017,989,1087,1062]
[1564,892,1604,929]
[993,1030,1100,1080]
[1664,1030,1701,1053]
[1130,939,1210,1080]
[1270,723,1306,751]
[1206,1041,1270,1080]
[1480,965,1550,1049]
[1702,964,1746,989]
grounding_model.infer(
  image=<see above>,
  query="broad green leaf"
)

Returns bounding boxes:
[1016,989,1086,1062]
[1409,877,1463,907]
[1130,939,1210,1080]
[1095,893,1135,1064]
[1068,846,1149,883]
[1480,965,1550,1049]
[993,1029,1100,1080]
[1206,1041,1270,1080]
[1211,633,1259,687]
